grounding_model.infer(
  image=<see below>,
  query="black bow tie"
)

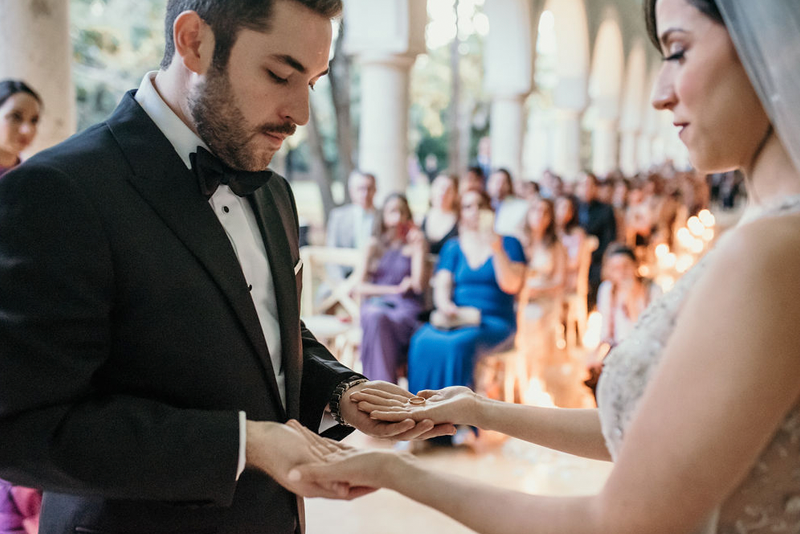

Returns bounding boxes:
[190,146,272,199]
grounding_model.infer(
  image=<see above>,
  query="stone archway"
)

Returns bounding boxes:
[546,0,590,180]
[619,40,648,176]
[588,12,625,176]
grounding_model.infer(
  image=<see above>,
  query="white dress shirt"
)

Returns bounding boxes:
[135,72,284,478]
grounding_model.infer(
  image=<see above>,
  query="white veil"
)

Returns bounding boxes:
[716,0,800,174]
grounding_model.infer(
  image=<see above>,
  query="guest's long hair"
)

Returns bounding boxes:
[557,195,581,235]
[0,80,42,109]
[372,193,413,245]
[525,198,558,248]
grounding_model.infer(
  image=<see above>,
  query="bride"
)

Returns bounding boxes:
[292,1,800,532]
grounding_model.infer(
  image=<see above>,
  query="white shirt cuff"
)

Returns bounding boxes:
[319,405,338,433]
[237,411,247,480]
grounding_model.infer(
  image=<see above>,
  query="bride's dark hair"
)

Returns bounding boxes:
[645,0,724,50]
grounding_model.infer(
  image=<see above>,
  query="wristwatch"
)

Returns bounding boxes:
[329,377,368,427]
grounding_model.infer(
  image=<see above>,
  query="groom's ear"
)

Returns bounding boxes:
[172,10,215,75]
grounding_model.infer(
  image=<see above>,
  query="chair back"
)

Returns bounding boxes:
[299,246,364,321]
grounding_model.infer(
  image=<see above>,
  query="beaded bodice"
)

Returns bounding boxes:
[598,196,800,534]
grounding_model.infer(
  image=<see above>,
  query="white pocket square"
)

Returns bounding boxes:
[293,259,303,275]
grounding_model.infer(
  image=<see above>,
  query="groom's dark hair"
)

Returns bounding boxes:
[160,0,343,70]
[645,0,724,51]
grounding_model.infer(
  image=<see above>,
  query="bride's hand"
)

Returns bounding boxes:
[288,448,413,494]
[351,386,478,429]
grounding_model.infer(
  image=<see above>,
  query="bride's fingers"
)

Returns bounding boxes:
[350,391,405,407]
[350,388,412,403]
[416,389,441,399]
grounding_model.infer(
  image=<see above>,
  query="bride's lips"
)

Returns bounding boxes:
[674,122,689,138]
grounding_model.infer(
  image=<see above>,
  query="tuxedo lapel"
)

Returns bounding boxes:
[105,92,286,416]
[249,183,302,421]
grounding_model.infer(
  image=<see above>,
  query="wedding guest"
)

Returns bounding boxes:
[458,166,485,195]
[577,172,617,309]
[407,191,525,395]
[420,174,459,256]
[488,168,529,239]
[555,195,586,293]
[358,194,428,384]
[0,80,41,178]
[596,245,662,349]
[325,170,377,280]
[518,198,567,377]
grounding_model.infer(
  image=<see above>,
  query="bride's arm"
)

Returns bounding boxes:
[474,401,609,461]
[298,218,800,533]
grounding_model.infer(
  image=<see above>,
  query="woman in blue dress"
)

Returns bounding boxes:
[407,190,527,395]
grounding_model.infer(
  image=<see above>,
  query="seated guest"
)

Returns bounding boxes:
[555,195,586,293]
[407,191,526,396]
[458,166,485,195]
[577,172,617,310]
[358,194,429,384]
[0,80,42,178]
[487,168,529,240]
[612,178,631,243]
[518,199,567,377]
[0,79,43,534]
[593,244,662,360]
[325,170,377,281]
[421,173,459,256]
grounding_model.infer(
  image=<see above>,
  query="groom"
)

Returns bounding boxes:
[0,1,445,532]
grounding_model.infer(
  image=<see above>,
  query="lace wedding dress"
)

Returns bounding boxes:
[598,196,800,534]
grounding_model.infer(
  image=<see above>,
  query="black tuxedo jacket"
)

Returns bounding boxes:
[0,92,360,533]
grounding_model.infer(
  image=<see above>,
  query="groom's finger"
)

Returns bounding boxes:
[369,418,416,438]
[358,400,409,414]
[352,387,411,402]
[350,392,405,407]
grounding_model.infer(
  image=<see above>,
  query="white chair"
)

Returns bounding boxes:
[299,246,364,369]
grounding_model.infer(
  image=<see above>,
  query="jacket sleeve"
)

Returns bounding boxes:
[0,164,240,505]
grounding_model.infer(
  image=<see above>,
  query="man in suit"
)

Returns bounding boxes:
[0,1,449,533]
[324,170,376,281]
[578,172,618,310]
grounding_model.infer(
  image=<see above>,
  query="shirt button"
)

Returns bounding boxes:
[248,285,253,291]
[223,206,230,213]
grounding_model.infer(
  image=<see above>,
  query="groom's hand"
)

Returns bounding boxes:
[340,381,456,440]
[245,419,375,499]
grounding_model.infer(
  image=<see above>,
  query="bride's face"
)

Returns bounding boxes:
[651,0,770,173]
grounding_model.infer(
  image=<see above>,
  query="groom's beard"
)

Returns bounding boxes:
[189,65,296,172]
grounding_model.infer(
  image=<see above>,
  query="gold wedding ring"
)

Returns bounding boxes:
[408,396,426,405]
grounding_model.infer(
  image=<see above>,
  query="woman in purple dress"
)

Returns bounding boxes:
[357,194,429,383]
[0,80,41,179]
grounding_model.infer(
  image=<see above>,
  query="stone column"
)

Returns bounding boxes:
[553,107,583,180]
[619,131,639,177]
[489,95,526,181]
[592,118,618,177]
[344,0,427,199]
[357,54,415,197]
[0,0,75,155]
[483,0,533,182]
